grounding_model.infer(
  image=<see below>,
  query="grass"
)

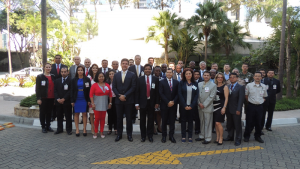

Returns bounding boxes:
[275,97,300,111]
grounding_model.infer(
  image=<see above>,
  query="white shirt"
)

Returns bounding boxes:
[114,69,119,73]
[102,67,108,73]
[121,70,128,79]
[62,76,68,83]
[167,78,173,87]
[135,75,152,106]
[200,69,206,77]
[85,67,90,74]
[56,63,61,69]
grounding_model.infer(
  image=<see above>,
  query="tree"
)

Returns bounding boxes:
[80,9,98,40]
[108,0,116,11]
[132,0,139,9]
[146,10,184,64]
[222,0,241,20]
[118,0,129,9]
[292,26,300,97]
[49,0,86,21]
[209,21,251,57]
[90,0,100,20]
[147,0,176,10]
[186,1,228,63]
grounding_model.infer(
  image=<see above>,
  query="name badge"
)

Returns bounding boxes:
[152,83,155,89]
[260,90,264,97]
[105,86,109,90]
[141,71,144,76]
[215,95,220,101]
[205,87,209,92]
[41,81,46,86]
[229,89,232,95]
[85,82,89,88]
[64,85,68,90]
[266,85,269,90]
[273,85,276,89]
[245,78,249,82]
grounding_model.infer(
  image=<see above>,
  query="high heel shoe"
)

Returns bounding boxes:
[83,132,87,137]
[76,133,80,137]
[217,142,223,145]
[214,140,219,143]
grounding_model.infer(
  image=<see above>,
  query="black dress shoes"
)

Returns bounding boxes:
[223,138,234,141]
[83,133,87,137]
[261,131,265,135]
[255,137,264,143]
[141,138,146,142]
[161,137,166,143]
[148,137,153,143]
[266,128,272,131]
[54,130,63,135]
[67,131,72,135]
[42,128,47,133]
[195,138,204,141]
[153,132,158,135]
[157,128,162,133]
[169,137,176,143]
[244,137,249,142]
[202,140,210,144]
[235,141,241,146]
[115,135,122,142]
[195,131,200,135]
[128,136,133,142]
[132,120,136,124]
[47,127,54,132]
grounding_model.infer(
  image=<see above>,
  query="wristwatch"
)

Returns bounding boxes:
[109,103,112,105]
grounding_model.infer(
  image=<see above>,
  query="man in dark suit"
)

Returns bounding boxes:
[135,64,159,142]
[189,61,196,71]
[199,61,206,81]
[111,60,119,73]
[193,70,201,134]
[128,55,144,123]
[224,73,245,146]
[262,69,281,132]
[50,54,66,79]
[159,68,179,143]
[84,58,91,76]
[112,58,136,142]
[99,59,111,78]
[148,57,155,74]
[160,64,167,78]
[54,66,72,135]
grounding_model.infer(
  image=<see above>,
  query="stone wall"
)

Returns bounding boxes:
[14,104,39,118]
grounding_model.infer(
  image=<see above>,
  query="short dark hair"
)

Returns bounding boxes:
[61,66,68,71]
[212,63,218,66]
[166,68,173,72]
[129,59,134,61]
[254,71,262,77]
[144,64,152,70]
[102,59,108,63]
[94,72,107,83]
[148,57,154,61]
[242,63,249,66]
[75,65,86,78]
[259,68,265,72]
[194,71,200,75]
[224,63,230,66]
[229,73,238,78]
[182,68,195,83]
[169,62,175,65]
[267,69,275,73]
[121,58,129,64]
[55,54,62,59]
[203,70,211,76]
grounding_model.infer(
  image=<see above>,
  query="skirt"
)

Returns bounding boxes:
[74,91,87,113]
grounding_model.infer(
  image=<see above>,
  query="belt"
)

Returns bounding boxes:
[78,89,83,91]
[249,102,262,106]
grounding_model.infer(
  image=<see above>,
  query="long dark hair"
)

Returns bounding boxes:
[89,63,100,79]
[94,72,106,83]
[106,69,116,84]
[75,65,86,78]
[182,68,195,83]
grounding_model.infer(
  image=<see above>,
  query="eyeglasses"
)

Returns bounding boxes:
[217,77,223,79]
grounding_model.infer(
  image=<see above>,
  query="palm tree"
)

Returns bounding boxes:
[209,21,251,57]
[146,10,184,64]
[80,9,98,40]
[186,1,228,62]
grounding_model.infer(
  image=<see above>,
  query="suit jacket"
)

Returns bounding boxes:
[99,67,111,78]
[173,72,182,81]
[178,81,199,109]
[69,64,84,79]
[135,75,159,109]
[226,83,245,114]
[50,63,66,79]
[35,74,56,100]
[198,81,217,113]
[159,78,179,110]
[264,78,281,104]
[112,71,136,104]
[54,76,72,105]
[195,78,203,83]
[128,65,144,78]
[70,77,91,103]
[160,72,167,79]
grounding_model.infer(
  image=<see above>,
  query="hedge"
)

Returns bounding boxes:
[275,97,300,111]
[20,94,37,107]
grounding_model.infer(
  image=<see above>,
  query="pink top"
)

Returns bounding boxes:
[89,83,112,98]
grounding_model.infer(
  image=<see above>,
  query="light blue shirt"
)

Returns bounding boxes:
[224,72,230,80]
[209,79,214,83]
[230,82,238,91]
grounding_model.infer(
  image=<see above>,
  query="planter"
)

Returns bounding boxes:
[14,104,39,118]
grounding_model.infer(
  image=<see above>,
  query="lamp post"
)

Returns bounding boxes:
[41,0,47,66]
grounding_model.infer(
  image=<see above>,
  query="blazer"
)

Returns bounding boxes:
[99,67,111,78]
[70,77,91,103]
[54,76,72,105]
[226,83,245,114]
[69,64,84,79]
[178,81,199,109]
[159,78,179,110]
[173,72,182,81]
[198,81,217,113]
[35,74,56,100]
[128,65,144,78]
[135,75,159,109]
[50,63,66,79]
[112,71,136,104]
[263,78,281,104]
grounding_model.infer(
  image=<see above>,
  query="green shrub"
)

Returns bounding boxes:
[22,82,35,88]
[20,94,37,107]
[275,97,300,111]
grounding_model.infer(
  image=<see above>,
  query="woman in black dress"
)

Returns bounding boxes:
[213,73,229,145]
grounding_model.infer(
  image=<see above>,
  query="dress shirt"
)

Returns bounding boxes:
[135,65,141,75]
[102,67,108,73]
[209,79,214,83]
[176,72,181,81]
[229,82,238,91]
[135,75,152,107]
[200,69,206,77]
[245,82,268,104]
[62,76,68,83]
[224,72,230,80]
[56,63,61,69]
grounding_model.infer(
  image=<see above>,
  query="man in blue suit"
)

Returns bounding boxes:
[112,58,136,142]
[159,68,179,143]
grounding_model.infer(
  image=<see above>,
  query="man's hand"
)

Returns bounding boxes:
[199,103,204,109]
[236,111,240,115]
[135,106,140,110]
[119,95,126,101]
[37,100,42,105]
[185,106,192,110]
[61,98,65,104]
[155,104,159,109]
[108,104,112,109]
[71,103,75,107]
[168,101,174,107]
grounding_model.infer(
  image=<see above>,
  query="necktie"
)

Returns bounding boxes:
[104,68,106,74]
[162,72,166,78]
[136,66,139,77]
[177,73,181,81]
[270,79,273,85]
[122,71,125,83]
[231,84,233,91]
[146,76,150,98]
[63,78,65,84]
[85,68,88,76]
[169,79,172,91]
[56,64,59,74]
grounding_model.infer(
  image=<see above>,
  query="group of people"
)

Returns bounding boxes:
[35,54,281,146]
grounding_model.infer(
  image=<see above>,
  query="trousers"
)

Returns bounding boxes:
[94,110,106,133]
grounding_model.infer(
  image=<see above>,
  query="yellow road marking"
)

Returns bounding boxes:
[92,146,263,165]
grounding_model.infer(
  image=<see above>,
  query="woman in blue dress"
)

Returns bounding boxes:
[71,65,91,137]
